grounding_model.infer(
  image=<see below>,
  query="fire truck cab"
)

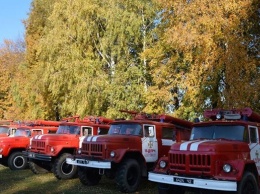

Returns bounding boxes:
[0,120,24,137]
[148,107,260,194]
[66,111,193,193]
[0,124,17,137]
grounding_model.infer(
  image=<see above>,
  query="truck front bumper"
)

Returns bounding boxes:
[66,157,111,169]
[23,151,52,162]
[148,172,237,191]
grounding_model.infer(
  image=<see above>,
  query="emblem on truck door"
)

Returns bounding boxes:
[148,141,153,148]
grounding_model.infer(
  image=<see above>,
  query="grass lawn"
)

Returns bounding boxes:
[0,165,158,194]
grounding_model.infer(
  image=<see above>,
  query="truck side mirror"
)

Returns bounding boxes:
[148,127,154,137]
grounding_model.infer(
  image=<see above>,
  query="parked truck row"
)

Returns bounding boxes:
[1,108,260,194]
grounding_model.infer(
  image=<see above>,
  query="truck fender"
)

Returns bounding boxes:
[216,160,258,181]
[112,149,146,165]
[243,161,259,182]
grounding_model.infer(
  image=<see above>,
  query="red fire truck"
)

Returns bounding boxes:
[66,111,193,193]
[148,107,260,194]
[0,120,60,170]
[24,116,112,180]
[0,121,18,137]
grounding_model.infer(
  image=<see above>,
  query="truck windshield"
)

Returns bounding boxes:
[190,125,246,141]
[108,124,142,136]
[0,126,9,134]
[57,125,80,135]
[14,129,30,137]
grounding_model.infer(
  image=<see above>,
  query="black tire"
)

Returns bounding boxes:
[53,153,78,180]
[115,159,141,193]
[29,161,50,174]
[158,183,185,194]
[237,171,258,194]
[78,166,101,186]
[8,152,28,170]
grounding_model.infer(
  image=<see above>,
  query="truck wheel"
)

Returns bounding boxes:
[78,166,101,186]
[237,171,258,194]
[53,153,78,180]
[158,183,185,194]
[29,161,49,174]
[8,152,28,170]
[115,158,141,193]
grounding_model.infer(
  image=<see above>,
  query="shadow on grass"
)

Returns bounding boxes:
[0,165,158,194]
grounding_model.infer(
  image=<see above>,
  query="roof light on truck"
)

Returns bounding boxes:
[194,118,200,123]
[224,114,241,120]
[216,113,222,120]
[203,107,258,121]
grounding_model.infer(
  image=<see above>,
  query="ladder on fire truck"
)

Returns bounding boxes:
[120,110,193,129]
[61,115,113,125]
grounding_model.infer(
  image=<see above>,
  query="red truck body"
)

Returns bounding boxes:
[0,120,60,170]
[66,111,193,193]
[24,116,112,180]
[149,108,260,194]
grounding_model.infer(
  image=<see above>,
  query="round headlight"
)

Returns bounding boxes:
[78,148,82,154]
[110,151,116,158]
[159,160,167,168]
[223,164,232,173]
[50,147,55,153]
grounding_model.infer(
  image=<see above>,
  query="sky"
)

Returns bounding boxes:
[0,0,32,43]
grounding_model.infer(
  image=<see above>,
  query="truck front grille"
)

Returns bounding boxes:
[81,143,103,158]
[169,153,211,174]
[31,141,45,151]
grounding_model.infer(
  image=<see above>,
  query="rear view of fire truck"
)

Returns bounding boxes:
[149,107,260,194]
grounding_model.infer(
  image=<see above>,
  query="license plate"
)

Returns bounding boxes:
[76,159,89,164]
[0,155,2,158]
[173,177,194,184]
